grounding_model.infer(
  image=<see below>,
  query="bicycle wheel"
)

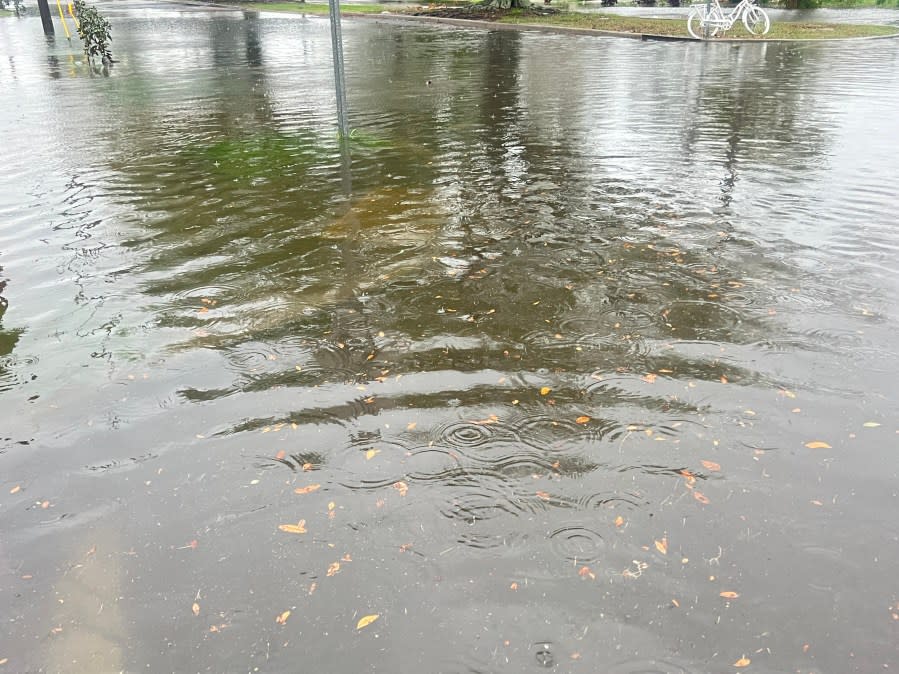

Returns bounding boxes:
[687,8,719,39]
[742,5,770,35]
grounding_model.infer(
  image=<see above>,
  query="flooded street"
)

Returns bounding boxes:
[1,3,898,672]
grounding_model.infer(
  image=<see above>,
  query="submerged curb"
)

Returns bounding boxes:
[305,8,899,43]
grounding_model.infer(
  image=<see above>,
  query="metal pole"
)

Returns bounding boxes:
[327,0,350,139]
[37,0,55,35]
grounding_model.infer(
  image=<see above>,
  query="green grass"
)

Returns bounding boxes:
[239,2,899,40]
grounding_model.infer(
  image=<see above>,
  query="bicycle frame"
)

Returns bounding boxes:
[687,0,770,38]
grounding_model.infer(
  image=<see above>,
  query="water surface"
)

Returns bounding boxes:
[1,4,898,672]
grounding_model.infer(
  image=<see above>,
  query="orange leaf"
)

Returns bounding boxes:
[654,537,668,555]
[720,375,729,384]
[614,515,625,528]
[693,491,710,505]
[509,582,519,591]
[276,610,291,625]
[294,484,321,495]
[275,450,286,460]
[536,490,551,501]
[356,614,379,630]
[9,485,21,494]
[720,591,740,598]
[642,373,657,384]
[578,566,595,579]
[327,562,341,577]
[192,602,200,616]
[278,520,307,534]
[701,460,721,472]
[302,462,314,471]
[540,387,552,396]
[733,656,751,667]
[575,416,590,425]
[392,481,408,496]
[805,441,832,449]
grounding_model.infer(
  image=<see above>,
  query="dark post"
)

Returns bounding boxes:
[37,0,55,34]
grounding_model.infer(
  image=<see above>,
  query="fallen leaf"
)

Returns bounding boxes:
[406,422,417,430]
[40,501,50,509]
[671,598,680,607]
[575,416,590,425]
[365,449,380,460]
[536,490,551,501]
[276,610,291,625]
[720,591,740,599]
[570,652,581,660]
[327,562,340,577]
[192,602,200,616]
[275,450,286,460]
[540,387,552,396]
[805,441,832,449]
[693,491,710,505]
[294,484,321,495]
[509,582,519,590]
[392,481,408,496]
[863,422,881,428]
[309,582,317,595]
[302,462,314,471]
[328,502,336,511]
[356,614,379,630]
[701,460,721,472]
[642,373,657,384]
[655,537,668,555]
[733,656,751,667]
[278,520,307,534]
[0,658,7,665]
[720,375,729,384]
[615,515,625,528]
[9,485,21,494]
[578,566,595,580]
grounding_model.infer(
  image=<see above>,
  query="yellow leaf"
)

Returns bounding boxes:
[328,501,336,511]
[701,460,721,472]
[863,422,881,428]
[278,520,307,534]
[294,484,321,495]
[356,614,379,630]
[575,416,590,425]
[276,610,291,625]
[720,591,740,599]
[192,602,200,616]
[540,387,552,396]
[614,515,624,528]
[805,441,832,449]
[733,656,751,667]
[654,537,668,555]
[327,562,341,577]
[365,449,380,460]
[642,373,657,384]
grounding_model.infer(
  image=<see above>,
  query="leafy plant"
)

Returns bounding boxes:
[73,0,112,66]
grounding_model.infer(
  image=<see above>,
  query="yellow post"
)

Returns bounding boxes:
[67,2,80,30]
[55,0,71,39]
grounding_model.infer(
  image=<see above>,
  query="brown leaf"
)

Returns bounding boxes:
[278,520,307,534]
[356,614,379,630]
[733,656,751,667]
[719,591,740,599]
[294,484,321,495]
[701,460,721,472]
[805,441,832,449]
[654,537,668,555]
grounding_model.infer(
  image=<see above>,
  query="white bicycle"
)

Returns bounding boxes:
[687,0,771,39]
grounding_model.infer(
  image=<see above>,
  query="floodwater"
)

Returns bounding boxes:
[1,3,898,672]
